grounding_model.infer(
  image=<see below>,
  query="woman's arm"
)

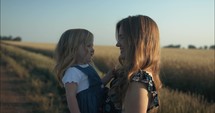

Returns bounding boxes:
[124,82,150,113]
[65,83,80,113]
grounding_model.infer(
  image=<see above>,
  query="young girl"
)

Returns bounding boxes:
[54,29,111,113]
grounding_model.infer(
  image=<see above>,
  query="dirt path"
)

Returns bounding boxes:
[0,63,33,113]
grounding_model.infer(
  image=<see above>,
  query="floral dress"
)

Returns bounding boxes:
[103,70,159,113]
[130,70,159,111]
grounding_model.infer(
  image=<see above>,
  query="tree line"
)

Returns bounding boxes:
[164,44,215,50]
[0,35,214,49]
[0,35,22,41]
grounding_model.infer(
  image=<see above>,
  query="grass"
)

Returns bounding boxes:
[160,48,215,101]
[158,88,215,113]
[1,52,29,78]
[1,43,67,113]
[1,41,215,113]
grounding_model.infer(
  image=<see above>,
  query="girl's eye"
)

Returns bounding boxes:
[87,44,93,48]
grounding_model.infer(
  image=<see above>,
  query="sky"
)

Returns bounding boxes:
[1,0,214,48]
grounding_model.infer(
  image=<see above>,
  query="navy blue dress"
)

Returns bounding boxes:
[74,65,104,113]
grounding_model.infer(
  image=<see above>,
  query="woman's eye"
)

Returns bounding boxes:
[118,37,125,41]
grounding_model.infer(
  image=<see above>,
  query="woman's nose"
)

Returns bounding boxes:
[91,48,94,53]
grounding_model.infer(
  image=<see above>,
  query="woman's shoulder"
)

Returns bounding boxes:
[130,70,156,92]
[130,70,159,110]
[130,70,153,82]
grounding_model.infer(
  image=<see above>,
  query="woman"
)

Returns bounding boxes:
[104,15,162,113]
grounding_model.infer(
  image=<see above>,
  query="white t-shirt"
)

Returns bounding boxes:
[62,64,89,93]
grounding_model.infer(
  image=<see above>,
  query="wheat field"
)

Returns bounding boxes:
[1,41,214,113]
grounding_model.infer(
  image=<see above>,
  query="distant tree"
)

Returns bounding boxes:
[204,46,208,50]
[0,35,22,41]
[13,36,22,41]
[0,36,12,40]
[209,45,215,49]
[164,44,181,48]
[188,45,196,49]
[8,36,12,40]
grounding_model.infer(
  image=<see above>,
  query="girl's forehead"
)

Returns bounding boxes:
[85,38,94,44]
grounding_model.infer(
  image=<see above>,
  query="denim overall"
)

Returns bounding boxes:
[74,65,103,113]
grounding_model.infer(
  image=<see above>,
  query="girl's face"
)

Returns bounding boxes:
[116,25,127,60]
[76,40,94,64]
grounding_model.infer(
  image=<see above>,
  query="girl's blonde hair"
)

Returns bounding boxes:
[54,29,93,85]
[112,15,162,107]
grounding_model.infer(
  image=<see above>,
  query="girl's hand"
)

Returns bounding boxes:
[106,69,115,78]
[102,68,116,86]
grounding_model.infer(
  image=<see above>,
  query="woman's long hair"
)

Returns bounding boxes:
[111,15,162,107]
[54,29,93,86]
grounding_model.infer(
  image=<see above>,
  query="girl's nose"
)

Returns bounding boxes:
[116,41,120,47]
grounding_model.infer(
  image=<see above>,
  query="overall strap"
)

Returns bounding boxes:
[74,65,102,87]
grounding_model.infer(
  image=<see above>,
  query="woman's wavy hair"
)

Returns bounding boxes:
[111,15,162,107]
[54,29,93,86]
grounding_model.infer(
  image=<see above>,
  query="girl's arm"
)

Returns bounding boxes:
[101,69,115,86]
[65,83,80,113]
[124,82,150,113]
